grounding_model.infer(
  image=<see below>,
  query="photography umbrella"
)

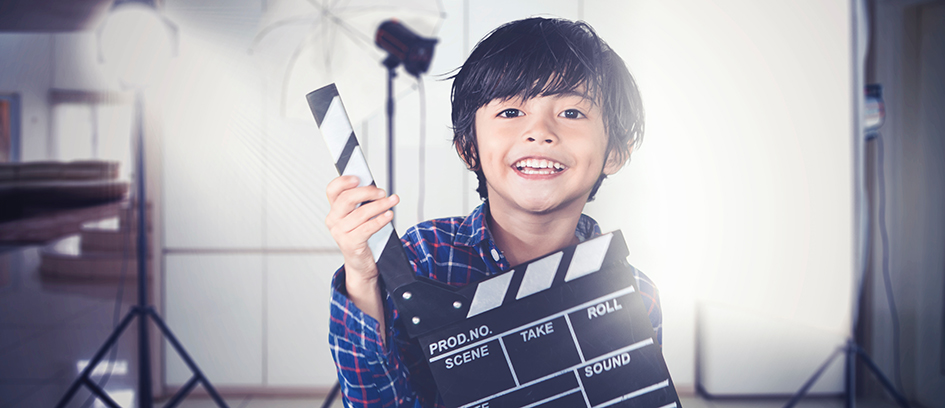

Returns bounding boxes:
[251,0,444,124]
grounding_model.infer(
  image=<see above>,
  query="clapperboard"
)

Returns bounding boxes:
[308,84,681,408]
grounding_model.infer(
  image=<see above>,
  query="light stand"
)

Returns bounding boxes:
[56,2,226,407]
[383,54,399,198]
[784,339,909,408]
[374,19,437,199]
[783,86,910,408]
[305,21,437,408]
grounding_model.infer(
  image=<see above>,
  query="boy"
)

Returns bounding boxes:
[325,17,660,407]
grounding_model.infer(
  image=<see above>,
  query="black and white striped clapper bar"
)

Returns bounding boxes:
[307,84,681,408]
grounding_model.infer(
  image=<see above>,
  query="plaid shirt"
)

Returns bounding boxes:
[328,203,663,408]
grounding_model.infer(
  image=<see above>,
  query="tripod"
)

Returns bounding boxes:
[783,338,910,408]
[56,90,228,408]
[785,85,908,408]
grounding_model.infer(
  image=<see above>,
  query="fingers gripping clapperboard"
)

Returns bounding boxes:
[308,84,681,408]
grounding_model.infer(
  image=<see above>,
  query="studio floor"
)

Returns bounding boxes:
[0,245,901,408]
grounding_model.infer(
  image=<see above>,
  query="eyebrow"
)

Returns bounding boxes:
[493,88,597,107]
[543,89,598,106]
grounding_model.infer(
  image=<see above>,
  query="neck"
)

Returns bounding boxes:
[487,200,585,266]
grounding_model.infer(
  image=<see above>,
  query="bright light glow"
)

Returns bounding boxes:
[99,3,174,87]
[77,359,129,376]
[583,0,854,390]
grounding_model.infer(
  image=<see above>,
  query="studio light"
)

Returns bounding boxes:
[375,19,437,77]
[58,2,226,408]
[97,0,177,88]
[373,19,438,199]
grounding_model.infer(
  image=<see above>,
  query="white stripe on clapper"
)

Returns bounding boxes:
[516,251,562,299]
[342,148,373,188]
[317,94,387,260]
[565,233,613,282]
[321,96,353,163]
[466,272,514,318]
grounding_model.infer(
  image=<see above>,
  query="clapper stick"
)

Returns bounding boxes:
[308,84,681,408]
[307,84,469,338]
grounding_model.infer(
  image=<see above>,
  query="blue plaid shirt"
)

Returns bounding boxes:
[328,202,662,407]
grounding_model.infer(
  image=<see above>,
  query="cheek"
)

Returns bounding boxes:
[581,129,610,168]
[473,124,507,161]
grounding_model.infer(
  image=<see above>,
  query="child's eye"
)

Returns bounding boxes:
[498,109,523,118]
[560,109,585,119]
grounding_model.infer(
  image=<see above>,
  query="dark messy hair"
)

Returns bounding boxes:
[451,17,644,201]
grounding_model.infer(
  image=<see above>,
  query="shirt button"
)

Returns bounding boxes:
[490,248,500,262]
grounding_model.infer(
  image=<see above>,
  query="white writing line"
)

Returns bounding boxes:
[574,370,593,408]
[592,380,671,408]
[430,286,636,362]
[458,339,655,408]
[520,388,581,408]
[584,338,653,368]
[498,337,520,387]
[564,313,586,363]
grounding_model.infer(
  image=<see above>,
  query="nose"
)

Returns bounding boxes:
[524,116,558,144]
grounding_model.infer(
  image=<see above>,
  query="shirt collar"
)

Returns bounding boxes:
[454,201,602,247]
[575,212,602,242]
[454,202,491,247]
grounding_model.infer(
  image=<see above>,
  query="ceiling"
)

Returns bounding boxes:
[0,0,113,32]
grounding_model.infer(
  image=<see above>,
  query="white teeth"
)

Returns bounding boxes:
[514,158,565,174]
[520,168,555,175]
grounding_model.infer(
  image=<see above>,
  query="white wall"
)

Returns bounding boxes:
[0,33,54,161]
[386,0,856,393]
[4,0,858,396]
[582,1,855,393]
[154,0,857,394]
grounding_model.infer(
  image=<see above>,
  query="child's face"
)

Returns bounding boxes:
[473,89,621,215]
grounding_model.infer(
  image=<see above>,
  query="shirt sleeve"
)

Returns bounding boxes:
[632,268,663,346]
[328,266,424,407]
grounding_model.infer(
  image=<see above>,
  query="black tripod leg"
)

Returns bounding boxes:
[784,346,845,408]
[55,310,139,408]
[852,345,911,408]
[198,376,229,408]
[846,341,855,408]
[81,377,123,408]
[321,381,341,408]
[163,375,200,408]
[147,308,229,408]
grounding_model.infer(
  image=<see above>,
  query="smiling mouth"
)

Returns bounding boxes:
[514,158,566,175]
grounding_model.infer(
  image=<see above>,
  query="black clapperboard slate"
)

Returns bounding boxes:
[308,84,681,408]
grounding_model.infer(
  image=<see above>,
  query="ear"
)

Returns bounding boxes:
[603,146,631,175]
[455,141,480,171]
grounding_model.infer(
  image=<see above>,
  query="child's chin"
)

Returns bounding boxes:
[512,197,568,214]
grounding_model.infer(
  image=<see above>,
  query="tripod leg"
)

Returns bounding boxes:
[321,381,341,408]
[55,310,139,408]
[846,341,855,408]
[81,377,123,408]
[163,375,200,408]
[852,345,911,408]
[147,308,230,408]
[138,305,152,408]
[783,346,845,408]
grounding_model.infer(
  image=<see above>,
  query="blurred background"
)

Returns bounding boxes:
[0,0,942,407]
